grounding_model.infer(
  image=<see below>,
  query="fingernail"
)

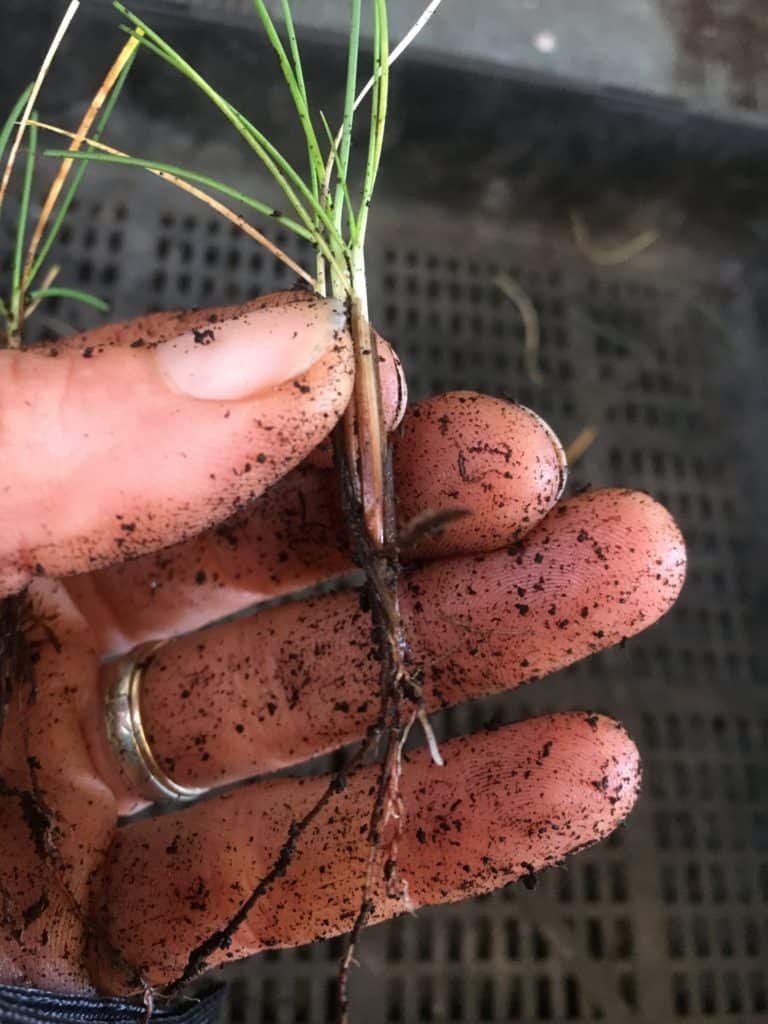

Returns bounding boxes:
[391,351,409,429]
[154,297,347,400]
[518,404,569,500]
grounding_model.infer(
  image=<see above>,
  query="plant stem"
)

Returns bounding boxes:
[334,0,362,236]
[347,269,386,546]
[8,118,38,346]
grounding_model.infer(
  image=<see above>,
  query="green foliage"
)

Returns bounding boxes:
[0,30,129,345]
[107,0,394,298]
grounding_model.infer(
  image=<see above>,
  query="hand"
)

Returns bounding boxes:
[0,291,685,995]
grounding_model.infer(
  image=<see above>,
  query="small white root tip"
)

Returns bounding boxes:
[418,708,444,767]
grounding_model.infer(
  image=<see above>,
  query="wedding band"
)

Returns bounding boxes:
[104,648,208,804]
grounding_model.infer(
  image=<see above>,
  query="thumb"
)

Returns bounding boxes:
[0,293,352,597]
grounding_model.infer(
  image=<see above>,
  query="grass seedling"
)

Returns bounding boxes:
[39,1,445,1016]
[0,1,139,347]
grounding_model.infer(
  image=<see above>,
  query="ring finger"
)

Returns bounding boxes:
[85,487,684,814]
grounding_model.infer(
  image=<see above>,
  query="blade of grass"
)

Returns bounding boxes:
[26,47,137,289]
[42,143,313,239]
[28,286,109,312]
[319,110,357,238]
[281,1,309,124]
[35,121,317,287]
[495,272,543,384]
[0,0,80,214]
[118,26,318,213]
[321,0,443,206]
[279,0,320,212]
[569,208,659,266]
[22,262,60,318]
[24,33,141,292]
[353,0,389,251]
[276,0,327,286]
[332,0,362,241]
[215,94,347,273]
[0,86,33,170]
[565,425,599,465]
[9,119,38,340]
[115,27,343,276]
[251,1,324,187]
[354,0,442,113]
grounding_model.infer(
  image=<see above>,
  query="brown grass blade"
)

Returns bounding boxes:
[23,34,142,290]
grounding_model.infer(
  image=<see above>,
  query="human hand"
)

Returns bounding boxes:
[0,291,685,995]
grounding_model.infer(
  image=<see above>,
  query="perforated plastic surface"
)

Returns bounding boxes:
[1,3,767,1022]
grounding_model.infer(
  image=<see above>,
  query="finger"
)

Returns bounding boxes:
[394,393,567,558]
[93,713,640,990]
[0,293,354,598]
[67,393,566,654]
[59,293,406,444]
[85,488,683,811]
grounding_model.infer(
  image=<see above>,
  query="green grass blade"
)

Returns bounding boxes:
[115,13,346,273]
[0,85,33,170]
[353,0,389,250]
[279,0,321,211]
[114,9,331,243]
[281,0,307,99]
[333,0,362,235]
[10,117,38,327]
[29,286,110,312]
[28,50,137,290]
[217,96,345,250]
[319,110,357,236]
[44,148,313,240]
[251,0,324,186]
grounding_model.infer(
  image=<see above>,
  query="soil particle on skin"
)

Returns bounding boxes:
[22,892,49,929]
[192,327,215,346]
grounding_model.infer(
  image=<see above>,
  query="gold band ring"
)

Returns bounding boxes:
[104,649,208,804]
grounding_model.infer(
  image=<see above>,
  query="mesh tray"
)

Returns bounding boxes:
[1,4,767,1022]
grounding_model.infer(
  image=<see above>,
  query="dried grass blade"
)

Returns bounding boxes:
[0,0,80,212]
[23,33,141,289]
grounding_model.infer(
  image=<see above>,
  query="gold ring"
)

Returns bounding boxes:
[104,647,208,804]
